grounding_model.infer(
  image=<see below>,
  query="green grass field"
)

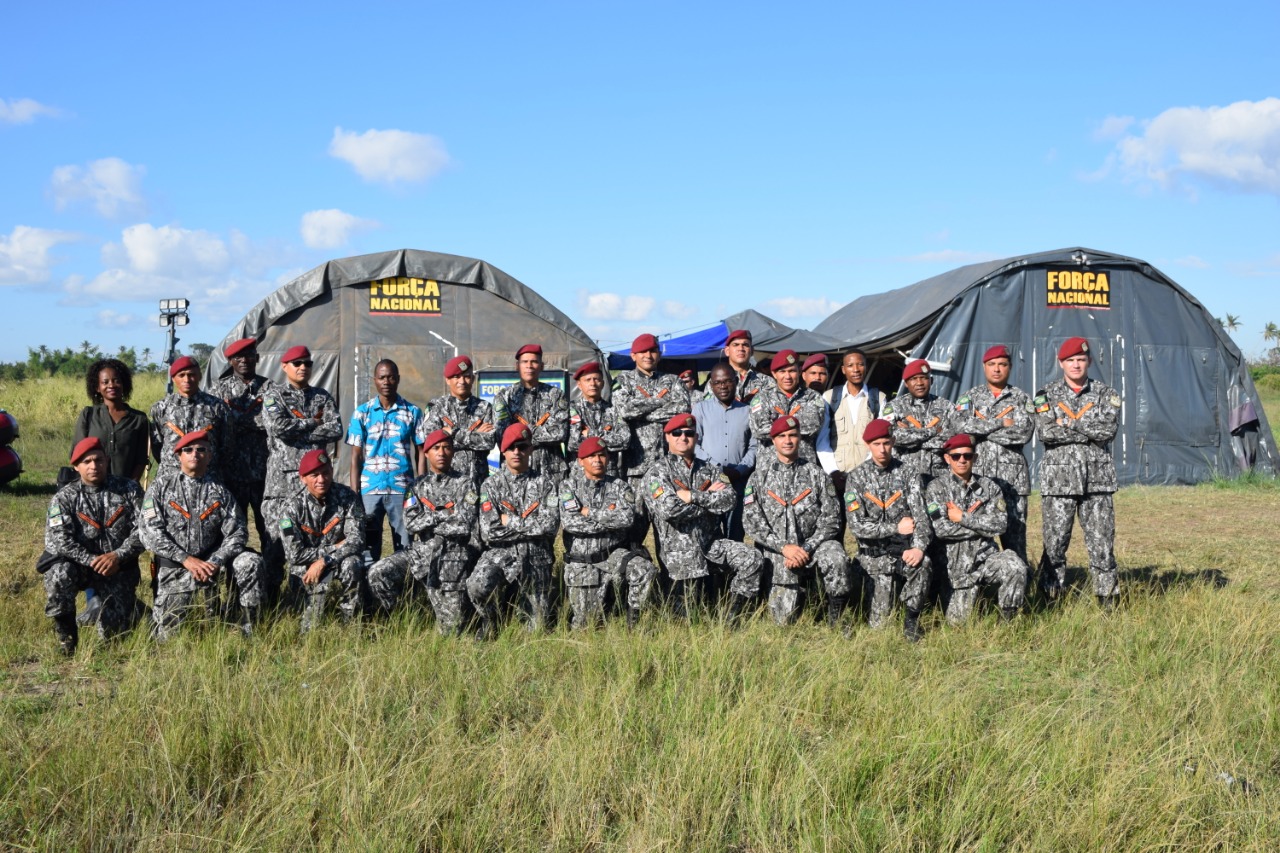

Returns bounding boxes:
[1,375,1278,850]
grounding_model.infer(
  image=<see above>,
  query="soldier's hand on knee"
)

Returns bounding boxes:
[304,559,326,586]
[182,556,217,582]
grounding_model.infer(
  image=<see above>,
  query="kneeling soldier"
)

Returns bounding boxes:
[925,434,1028,624]
[280,448,366,633]
[561,436,657,629]
[369,429,480,633]
[41,437,144,654]
[845,419,933,641]
[140,430,264,639]
[743,415,851,626]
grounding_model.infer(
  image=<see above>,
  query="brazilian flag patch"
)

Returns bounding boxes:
[743,485,755,506]
[927,501,942,519]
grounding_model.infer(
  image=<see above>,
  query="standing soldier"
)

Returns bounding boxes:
[139,431,265,639]
[149,355,232,480]
[951,345,1034,562]
[749,350,828,452]
[925,434,1028,624]
[418,354,497,484]
[466,424,561,637]
[279,449,366,633]
[692,363,756,541]
[493,344,570,480]
[844,419,932,641]
[261,345,342,605]
[346,359,423,563]
[722,329,774,404]
[40,437,144,654]
[646,413,763,620]
[1032,337,1122,608]
[560,437,657,629]
[801,354,830,395]
[882,359,952,477]
[816,349,889,491]
[743,416,851,627]
[567,361,630,477]
[369,430,481,634]
[210,338,275,554]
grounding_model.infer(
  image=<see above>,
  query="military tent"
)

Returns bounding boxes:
[812,247,1278,486]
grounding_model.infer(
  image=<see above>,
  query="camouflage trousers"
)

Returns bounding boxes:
[289,555,364,634]
[466,543,556,631]
[43,558,140,640]
[997,485,1029,565]
[764,540,851,626]
[227,478,269,553]
[564,548,658,629]
[153,552,264,641]
[259,495,291,605]
[1039,493,1117,597]
[706,538,765,598]
[368,541,477,635]
[858,551,932,629]
[626,473,652,552]
[943,550,1028,625]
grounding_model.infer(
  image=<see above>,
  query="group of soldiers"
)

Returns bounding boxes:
[40,328,1121,653]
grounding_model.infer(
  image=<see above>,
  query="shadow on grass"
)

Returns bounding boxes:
[1120,564,1229,592]
[1,479,59,497]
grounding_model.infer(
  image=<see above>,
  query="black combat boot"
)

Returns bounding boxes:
[239,606,259,638]
[826,595,848,628]
[724,593,750,626]
[1097,594,1117,612]
[52,614,78,656]
[475,603,499,641]
[1000,605,1019,622]
[903,610,923,643]
[626,607,641,629]
[670,580,688,620]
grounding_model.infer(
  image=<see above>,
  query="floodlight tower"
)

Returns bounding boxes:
[158,298,191,392]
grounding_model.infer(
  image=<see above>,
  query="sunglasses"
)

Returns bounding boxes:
[288,360,313,367]
[669,429,696,438]
[179,445,211,455]
[947,452,975,461]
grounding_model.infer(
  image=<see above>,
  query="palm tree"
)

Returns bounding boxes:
[1221,314,1242,335]
[1265,322,1280,347]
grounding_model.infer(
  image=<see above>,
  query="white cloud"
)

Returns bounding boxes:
[760,296,843,320]
[1105,98,1280,195]
[0,225,78,284]
[95,308,137,329]
[578,290,655,322]
[101,223,229,277]
[0,97,63,125]
[329,127,451,185]
[661,300,697,319]
[1093,115,1134,141]
[1175,255,1210,269]
[899,249,1000,264]
[50,157,146,218]
[299,208,379,249]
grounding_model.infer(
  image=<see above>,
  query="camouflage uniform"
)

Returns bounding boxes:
[952,384,1033,562]
[733,369,774,405]
[279,482,366,633]
[418,393,497,483]
[493,383,570,480]
[210,373,277,548]
[645,454,764,603]
[560,468,656,628]
[149,392,234,481]
[466,465,561,632]
[567,398,631,478]
[140,470,264,639]
[742,455,850,625]
[749,386,827,452]
[613,369,691,545]
[925,471,1028,624]
[42,475,144,639]
[844,457,933,628]
[883,393,953,477]
[368,467,480,634]
[1031,377,1121,598]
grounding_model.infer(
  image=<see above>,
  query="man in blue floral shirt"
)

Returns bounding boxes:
[346,359,424,563]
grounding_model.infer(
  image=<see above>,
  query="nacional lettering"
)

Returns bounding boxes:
[1046,270,1111,309]
[368,277,442,316]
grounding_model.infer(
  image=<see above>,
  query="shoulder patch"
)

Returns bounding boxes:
[404,493,419,509]
[743,485,755,505]
[464,490,478,505]
[882,403,895,418]
[1109,394,1121,408]
[926,501,942,519]
[279,517,293,530]
[719,473,731,485]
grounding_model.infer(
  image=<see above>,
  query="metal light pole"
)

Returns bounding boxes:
[158,298,191,393]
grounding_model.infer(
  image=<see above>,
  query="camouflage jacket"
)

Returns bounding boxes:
[567,398,631,477]
[734,368,774,405]
[612,369,690,476]
[419,393,497,480]
[45,475,145,565]
[882,392,953,475]
[404,468,480,548]
[140,471,246,567]
[262,384,342,496]
[478,466,560,548]
[493,382,569,475]
[1031,377,1120,496]
[645,453,735,579]
[149,392,234,480]
[210,373,277,484]
[559,468,635,563]
[843,457,932,555]
[742,454,841,555]
[279,482,365,575]
[749,385,827,448]
[952,384,1033,495]
[924,471,1007,584]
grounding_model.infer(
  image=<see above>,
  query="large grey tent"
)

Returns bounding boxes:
[813,247,1278,486]
[206,249,603,483]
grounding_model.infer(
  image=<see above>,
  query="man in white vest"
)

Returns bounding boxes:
[815,349,888,491]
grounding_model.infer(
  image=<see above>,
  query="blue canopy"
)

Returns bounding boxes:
[607,309,845,369]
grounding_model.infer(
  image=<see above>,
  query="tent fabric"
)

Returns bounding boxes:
[816,247,1277,486]
[607,309,845,368]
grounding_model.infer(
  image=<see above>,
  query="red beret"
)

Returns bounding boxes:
[862,419,892,443]
[500,423,532,452]
[573,361,603,380]
[576,436,606,459]
[223,338,257,359]
[725,329,752,345]
[902,359,930,381]
[169,356,199,378]
[664,413,696,434]
[801,353,827,372]
[1058,337,1089,360]
[769,415,799,439]
[298,448,331,477]
[515,344,542,360]
[940,433,975,454]
[678,369,694,380]
[982,345,1011,363]
[631,333,660,354]
[770,350,799,372]
[444,355,473,378]
[173,430,210,454]
[69,436,104,465]
[281,345,312,364]
[421,429,452,452]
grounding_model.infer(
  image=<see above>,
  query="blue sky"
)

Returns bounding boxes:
[2,1,1278,364]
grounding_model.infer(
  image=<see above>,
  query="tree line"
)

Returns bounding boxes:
[0,342,216,382]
